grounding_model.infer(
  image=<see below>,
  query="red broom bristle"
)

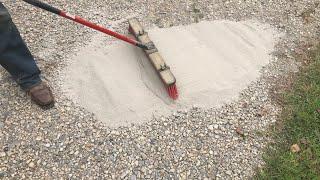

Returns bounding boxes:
[167,84,178,100]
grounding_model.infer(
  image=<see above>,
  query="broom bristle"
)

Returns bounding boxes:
[167,84,178,100]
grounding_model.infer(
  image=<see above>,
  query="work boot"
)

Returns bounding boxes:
[27,82,55,109]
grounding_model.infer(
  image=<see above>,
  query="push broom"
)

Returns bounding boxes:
[22,0,178,100]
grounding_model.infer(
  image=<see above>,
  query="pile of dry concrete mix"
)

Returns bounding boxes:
[63,20,280,127]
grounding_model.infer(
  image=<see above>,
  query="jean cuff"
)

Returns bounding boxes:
[20,77,42,91]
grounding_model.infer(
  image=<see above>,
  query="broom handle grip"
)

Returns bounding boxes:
[22,0,147,49]
[22,0,61,15]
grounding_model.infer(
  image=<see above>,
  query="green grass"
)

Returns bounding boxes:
[256,46,320,179]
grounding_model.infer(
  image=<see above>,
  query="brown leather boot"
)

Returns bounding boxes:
[27,82,55,108]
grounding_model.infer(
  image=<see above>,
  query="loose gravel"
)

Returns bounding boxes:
[0,0,319,179]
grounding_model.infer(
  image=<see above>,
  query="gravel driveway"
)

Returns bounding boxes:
[0,0,319,179]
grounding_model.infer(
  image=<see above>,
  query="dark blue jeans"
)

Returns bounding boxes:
[0,3,41,90]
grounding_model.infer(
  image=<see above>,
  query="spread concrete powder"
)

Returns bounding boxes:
[62,20,280,127]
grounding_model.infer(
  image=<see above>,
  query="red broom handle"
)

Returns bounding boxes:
[59,12,137,45]
[22,0,147,49]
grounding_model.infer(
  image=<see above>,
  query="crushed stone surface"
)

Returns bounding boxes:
[0,0,319,179]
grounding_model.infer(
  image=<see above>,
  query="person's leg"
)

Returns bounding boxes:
[0,3,54,108]
[0,3,41,90]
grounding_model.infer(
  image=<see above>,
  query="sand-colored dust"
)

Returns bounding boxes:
[63,20,280,127]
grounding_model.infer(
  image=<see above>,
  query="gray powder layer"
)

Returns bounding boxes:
[63,20,280,127]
